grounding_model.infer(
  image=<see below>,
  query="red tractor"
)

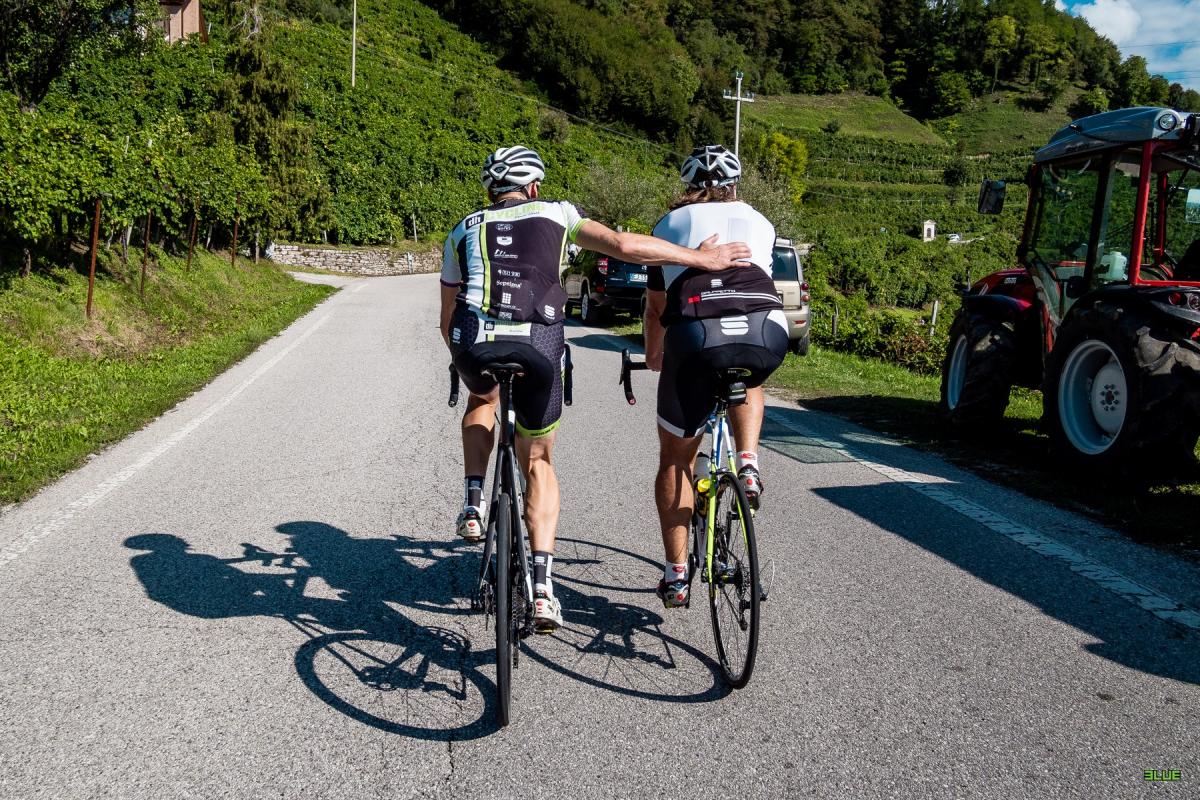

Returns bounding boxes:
[941,107,1200,470]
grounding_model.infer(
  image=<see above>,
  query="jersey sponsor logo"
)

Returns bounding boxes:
[493,249,519,259]
[496,223,513,232]
[484,321,495,331]
[496,236,513,246]
[465,213,484,229]
[711,279,723,288]
[543,304,556,319]
[497,268,521,277]
[720,317,750,335]
[498,310,513,320]
[501,292,513,304]
[451,327,462,343]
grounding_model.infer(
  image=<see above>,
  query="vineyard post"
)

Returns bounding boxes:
[229,209,238,268]
[929,299,941,337]
[140,211,152,299]
[186,206,198,271]
[86,198,102,320]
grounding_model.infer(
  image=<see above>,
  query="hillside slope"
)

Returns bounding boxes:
[747,93,945,147]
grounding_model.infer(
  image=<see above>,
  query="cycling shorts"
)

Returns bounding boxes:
[657,310,789,438]
[449,305,565,437]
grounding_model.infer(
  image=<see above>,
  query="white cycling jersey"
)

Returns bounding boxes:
[649,200,781,323]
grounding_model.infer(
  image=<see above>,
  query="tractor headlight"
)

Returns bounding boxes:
[1157,111,1181,132]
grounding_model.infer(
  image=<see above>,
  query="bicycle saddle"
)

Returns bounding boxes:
[481,362,526,379]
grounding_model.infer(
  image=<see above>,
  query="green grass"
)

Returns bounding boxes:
[748,92,946,146]
[0,250,334,504]
[937,87,1080,155]
[766,345,1200,558]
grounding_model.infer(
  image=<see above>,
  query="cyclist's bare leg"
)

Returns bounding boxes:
[654,426,703,565]
[515,430,558,553]
[727,386,764,455]
[462,388,499,477]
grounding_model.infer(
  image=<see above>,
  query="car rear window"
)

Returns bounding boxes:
[772,247,800,281]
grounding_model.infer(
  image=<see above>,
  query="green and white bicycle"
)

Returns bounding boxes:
[620,349,761,688]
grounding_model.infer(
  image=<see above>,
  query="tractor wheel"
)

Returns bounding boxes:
[940,312,1016,429]
[1043,306,1200,472]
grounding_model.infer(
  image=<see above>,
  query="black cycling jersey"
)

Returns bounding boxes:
[441,198,588,325]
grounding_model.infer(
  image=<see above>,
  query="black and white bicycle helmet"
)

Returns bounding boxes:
[480,146,546,193]
[680,145,741,188]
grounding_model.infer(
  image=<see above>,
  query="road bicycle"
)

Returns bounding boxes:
[620,349,761,688]
[448,345,573,725]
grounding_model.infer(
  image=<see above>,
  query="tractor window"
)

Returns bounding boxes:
[1092,157,1145,286]
[1030,161,1101,273]
[1158,167,1200,281]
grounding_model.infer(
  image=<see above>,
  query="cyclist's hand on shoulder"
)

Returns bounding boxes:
[696,234,751,271]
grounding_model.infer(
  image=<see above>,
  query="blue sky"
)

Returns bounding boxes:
[1063,1,1200,89]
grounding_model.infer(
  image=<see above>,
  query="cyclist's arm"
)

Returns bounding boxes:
[573,220,750,271]
[644,290,667,372]
[440,283,458,348]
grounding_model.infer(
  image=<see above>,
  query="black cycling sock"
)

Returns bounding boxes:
[464,475,484,508]
[533,550,553,594]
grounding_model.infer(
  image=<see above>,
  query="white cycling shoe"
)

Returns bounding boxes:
[533,590,563,634]
[455,502,486,542]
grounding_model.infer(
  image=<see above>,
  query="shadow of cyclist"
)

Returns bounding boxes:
[124,525,499,740]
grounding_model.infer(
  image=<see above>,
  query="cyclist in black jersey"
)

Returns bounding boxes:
[441,146,753,631]
[644,145,789,609]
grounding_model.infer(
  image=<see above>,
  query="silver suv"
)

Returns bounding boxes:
[771,238,811,355]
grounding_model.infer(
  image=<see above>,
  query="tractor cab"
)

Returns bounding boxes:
[984,107,1200,334]
[945,107,1200,471]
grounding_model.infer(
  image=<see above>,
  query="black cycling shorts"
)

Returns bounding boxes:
[449,305,565,437]
[657,310,789,438]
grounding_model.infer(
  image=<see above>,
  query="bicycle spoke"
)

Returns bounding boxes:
[707,473,760,688]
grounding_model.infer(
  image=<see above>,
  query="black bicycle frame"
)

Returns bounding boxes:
[476,372,534,636]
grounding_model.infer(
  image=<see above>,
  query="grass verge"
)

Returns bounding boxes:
[769,345,1200,559]
[0,248,335,504]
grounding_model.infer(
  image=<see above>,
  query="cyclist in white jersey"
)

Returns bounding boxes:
[441,146,753,631]
[645,145,789,608]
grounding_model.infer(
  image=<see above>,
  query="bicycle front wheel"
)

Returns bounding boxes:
[494,493,513,726]
[707,472,760,688]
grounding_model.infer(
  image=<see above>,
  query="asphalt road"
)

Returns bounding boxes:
[1,272,1197,799]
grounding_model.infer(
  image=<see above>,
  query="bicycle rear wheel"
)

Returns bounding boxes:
[494,493,513,726]
[707,472,760,688]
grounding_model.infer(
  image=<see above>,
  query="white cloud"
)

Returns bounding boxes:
[1055,0,1068,11]
[1069,0,1200,89]
[1073,0,1142,44]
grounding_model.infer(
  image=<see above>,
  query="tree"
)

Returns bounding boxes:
[933,72,972,117]
[1069,87,1109,118]
[1114,56,1152,108]
[0,1,159,107]
[984,16,1018,93]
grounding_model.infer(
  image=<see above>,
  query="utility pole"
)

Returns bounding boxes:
[722,70,755,157]
[351,0,357,88]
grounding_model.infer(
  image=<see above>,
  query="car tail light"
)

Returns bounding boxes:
[801,292,810,303]
[597,257,609,275]
[801,281,809,291]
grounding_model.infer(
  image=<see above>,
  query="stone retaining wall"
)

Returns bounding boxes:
[267,243,441,276]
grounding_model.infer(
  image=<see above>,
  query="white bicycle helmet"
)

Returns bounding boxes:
[481,146,546,193]
[680,145,741,188]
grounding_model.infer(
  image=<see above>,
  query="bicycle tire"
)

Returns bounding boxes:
[707,472,760,689]
[494,493,513,726]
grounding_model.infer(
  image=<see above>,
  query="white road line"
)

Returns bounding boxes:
[0,313,333,570]
[765,407,1200,632]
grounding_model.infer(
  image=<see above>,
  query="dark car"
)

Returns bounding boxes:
[562,250,649,324]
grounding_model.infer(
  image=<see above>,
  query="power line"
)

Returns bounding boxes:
[1124,39,1200,48]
